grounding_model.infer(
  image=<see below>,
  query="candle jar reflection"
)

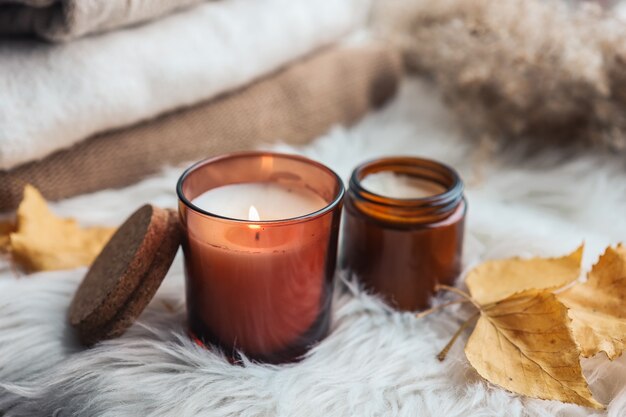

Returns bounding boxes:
[341,157,466,311]
[177,152,344,363]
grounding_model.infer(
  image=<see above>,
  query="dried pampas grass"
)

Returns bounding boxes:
[378,0,626,151]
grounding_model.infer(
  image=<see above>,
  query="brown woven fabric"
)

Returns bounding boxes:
[0,45,402,212]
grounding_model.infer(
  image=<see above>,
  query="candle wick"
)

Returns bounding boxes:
[255,232,260,241]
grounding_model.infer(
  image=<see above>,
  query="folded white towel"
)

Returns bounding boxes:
[0,0,368,170]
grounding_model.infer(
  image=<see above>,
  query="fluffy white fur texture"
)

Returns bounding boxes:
[0,0,366,170]
[2,79,626,416]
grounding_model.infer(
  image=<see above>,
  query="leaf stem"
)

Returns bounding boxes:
[435,284,481,310]
[437,312,480,362]
[415,299,470,319]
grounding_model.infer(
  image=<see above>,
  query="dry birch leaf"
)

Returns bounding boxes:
[465,290,603,409]
[9,185,115,271]
[466,246,583,305]
[559,245,626,360]
[436,246,603,408]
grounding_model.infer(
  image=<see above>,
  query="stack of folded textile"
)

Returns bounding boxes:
[0,0,403,211]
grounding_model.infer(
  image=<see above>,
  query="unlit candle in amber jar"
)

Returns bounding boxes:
[341,157,466,311]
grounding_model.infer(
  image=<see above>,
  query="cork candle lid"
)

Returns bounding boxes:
[69,205,181,346]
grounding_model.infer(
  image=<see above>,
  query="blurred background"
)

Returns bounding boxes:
[2,0,626,211]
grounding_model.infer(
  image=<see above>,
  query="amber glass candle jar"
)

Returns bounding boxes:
[177,152,344,363]
[341,157,466,311]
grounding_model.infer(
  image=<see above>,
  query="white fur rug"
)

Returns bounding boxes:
[2,79,626,417]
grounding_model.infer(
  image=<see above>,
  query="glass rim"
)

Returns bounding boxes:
[176,151,345,225]
[349,156,464,209]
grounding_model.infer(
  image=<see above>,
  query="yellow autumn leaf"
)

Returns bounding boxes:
[465,290,603,409]
[9,185,115,272]
[466,246,583,305]
[559,244,626,360]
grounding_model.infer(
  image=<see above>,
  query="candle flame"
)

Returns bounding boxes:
[248,205,261,230]
[248,205,260,221]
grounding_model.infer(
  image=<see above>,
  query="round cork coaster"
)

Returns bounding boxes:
[69,205,181,346]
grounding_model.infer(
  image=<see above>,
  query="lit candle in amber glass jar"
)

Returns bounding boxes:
[341,157,466,311]
[177,152,344,363]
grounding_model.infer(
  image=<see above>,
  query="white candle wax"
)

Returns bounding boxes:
[192,182,327,221]
[361,172,445,199]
